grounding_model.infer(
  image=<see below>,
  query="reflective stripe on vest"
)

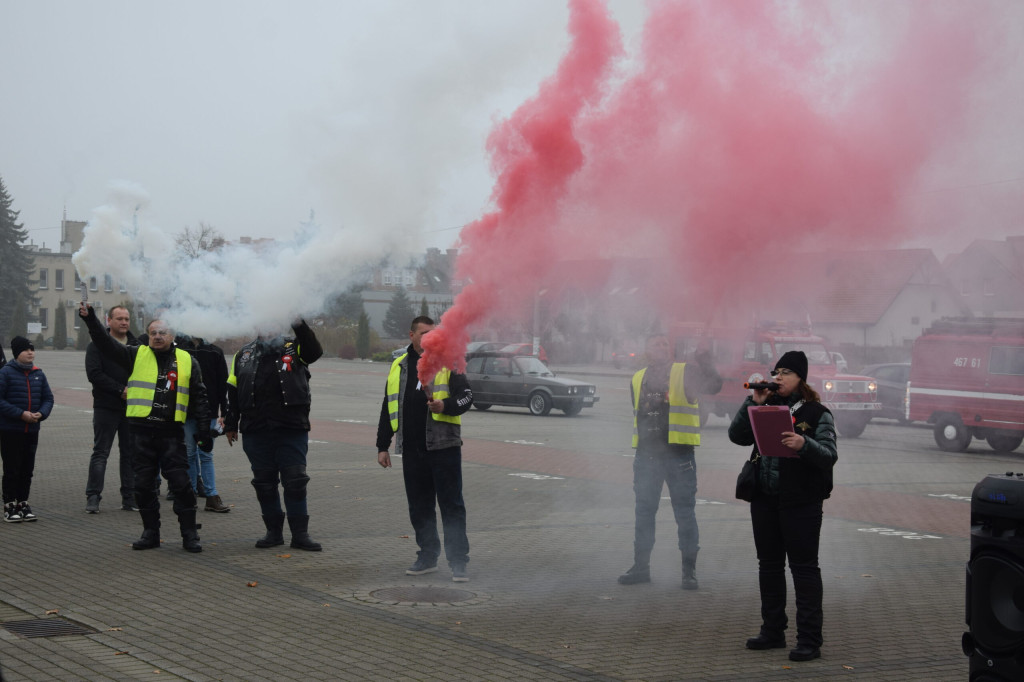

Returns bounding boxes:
[387,355,460,432]
[631,363,700,447]
[126,346,192,422]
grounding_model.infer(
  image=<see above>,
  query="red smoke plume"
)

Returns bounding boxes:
[420,0,1000,381]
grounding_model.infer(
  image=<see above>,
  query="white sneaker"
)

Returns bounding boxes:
[4,503,22,523]
[18,502,36,522]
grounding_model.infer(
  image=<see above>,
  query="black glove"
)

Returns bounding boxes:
[194,433,213,452]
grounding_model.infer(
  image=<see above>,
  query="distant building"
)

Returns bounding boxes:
[26,219,139,342]
[362,247,459,338]
[942,236,1024,318]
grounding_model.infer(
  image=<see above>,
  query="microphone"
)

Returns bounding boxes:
[743,381,779,391]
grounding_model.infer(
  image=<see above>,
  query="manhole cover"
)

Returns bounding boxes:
[2,618,94,638]
[370,586,475,604]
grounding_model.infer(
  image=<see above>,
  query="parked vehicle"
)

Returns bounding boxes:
[465,341,506,357]
[611,341,642,369]
[861,362,911,423]
[670,322,881,437]
[464,353,598,416]
[391,346,407,360]
[908,317,1024,453]
[830,352,849,373]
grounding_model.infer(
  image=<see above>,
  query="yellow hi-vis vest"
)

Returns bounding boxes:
[126,346,192,423]
[388,354,459,432]
[631,363,700,447]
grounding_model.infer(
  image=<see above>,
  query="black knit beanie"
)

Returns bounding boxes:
[774,350,808,382]
[11,336,33,358]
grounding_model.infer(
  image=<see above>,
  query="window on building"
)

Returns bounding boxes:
[74,272,83,290]
[119,279,127,293]
[104,274,113,292]
[404,271,414,287]
[39,308,48,329]
[38,268,48,289]
[89,276,98,291]
[383,271,393,286]
[911,316,920,325]
[55,269,64,290]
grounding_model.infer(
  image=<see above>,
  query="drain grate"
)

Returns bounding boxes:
[370,586,475,604]
[1,618,94,638]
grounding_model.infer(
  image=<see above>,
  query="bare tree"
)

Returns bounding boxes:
[175,222,223,258]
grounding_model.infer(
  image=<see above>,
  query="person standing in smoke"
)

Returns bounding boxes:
[80,303,211,553]
[618,333,722,589]
[728,350,837,662]
[224,319,323,551]
[376,316,474,582]
[84,305,138,513]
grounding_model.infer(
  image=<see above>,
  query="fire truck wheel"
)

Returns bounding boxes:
[836,414,868,438]
[528,391,552,416]
[986,433,1024,453]
[934,415,972,452]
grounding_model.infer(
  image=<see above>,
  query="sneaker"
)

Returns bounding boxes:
[451,563,469,583]
[405,558,438,575]
[204,494,230,513]
[86,495,100,514]
[121,503,139,512]
[617,564,651,585]
[165,490,175,501]
[3,503,21,523]
[18,502,37,522]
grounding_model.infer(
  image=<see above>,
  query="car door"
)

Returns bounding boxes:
[484,356,518,405]
[465,356,493,403]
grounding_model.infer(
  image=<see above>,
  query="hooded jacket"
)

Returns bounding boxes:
[0,362,54,433]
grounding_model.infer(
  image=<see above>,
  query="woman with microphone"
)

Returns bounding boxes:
[727,351,838,663]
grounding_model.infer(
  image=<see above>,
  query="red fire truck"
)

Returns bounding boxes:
[671,322,881,437]
[908,318,1024,453]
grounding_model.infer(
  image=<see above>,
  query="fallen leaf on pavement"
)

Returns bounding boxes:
[114,651,128,655]
[45,609,58,615]
[399,535,410,538]
[861,574,873,578]
[246,581,258,587]
[107,627,123,631]
[843,665,854,670]
[276,554,292,558]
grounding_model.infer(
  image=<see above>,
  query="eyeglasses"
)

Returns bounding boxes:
[770,368,794,377]
[149,330,172,337]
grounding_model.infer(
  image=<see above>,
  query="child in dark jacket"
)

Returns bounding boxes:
[0,337,54,522]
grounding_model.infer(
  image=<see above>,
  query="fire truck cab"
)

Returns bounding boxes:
[671,322,881,437]
[908,318,1024,453]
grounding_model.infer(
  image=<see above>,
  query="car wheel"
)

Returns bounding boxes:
[474,403,492,411]
[562,401,583,416]
[528,391,552,416]
[836,413,868,439]
[934,414,972,452]
[986,432,1024,453]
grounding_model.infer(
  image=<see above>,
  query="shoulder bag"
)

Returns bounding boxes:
[735,453,760,502]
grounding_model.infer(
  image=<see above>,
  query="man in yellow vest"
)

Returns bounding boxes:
[80,303,211,553]
[376,316,474,582]
[618,333,721,589]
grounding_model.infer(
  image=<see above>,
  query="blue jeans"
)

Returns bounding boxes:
[183,418,218,496]
[631,445,699,564]
[241,428,309,517]
[401,444,469,565]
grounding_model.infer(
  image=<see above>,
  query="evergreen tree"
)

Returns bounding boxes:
[382,287,415,339]
[0,176,34,341]
[356,312,371,359]
[420,297,430,317]
[53,305,68,349]
[328,286,366,324]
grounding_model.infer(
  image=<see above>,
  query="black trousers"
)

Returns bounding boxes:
[750,495,825,647]
[86,407,135,503]
[401,444,469,565]
[127,426,196,515]
[0,430,38,503]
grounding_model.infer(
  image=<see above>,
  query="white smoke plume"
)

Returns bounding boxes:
[71,181,384,339]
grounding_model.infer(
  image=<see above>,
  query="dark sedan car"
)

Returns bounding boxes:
[464,353,598,416]
[862,362,911,423]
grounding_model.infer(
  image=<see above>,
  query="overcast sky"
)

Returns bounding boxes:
[2,1,1021,260]
[1,1,646,252]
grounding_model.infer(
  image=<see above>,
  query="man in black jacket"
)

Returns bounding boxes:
[224,319,323,551]
[80,302,211,553]
[84,305,138,513]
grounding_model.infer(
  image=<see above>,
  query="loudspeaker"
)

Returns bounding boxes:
[963,473,1024,680]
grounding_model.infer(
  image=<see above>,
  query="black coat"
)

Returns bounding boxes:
[85,330,138,412]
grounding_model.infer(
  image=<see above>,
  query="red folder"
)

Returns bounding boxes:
[747,405,799,458]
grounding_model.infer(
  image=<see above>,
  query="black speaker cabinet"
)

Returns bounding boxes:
[963,473,1024,680]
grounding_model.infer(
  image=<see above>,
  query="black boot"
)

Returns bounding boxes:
[132,510,161,550]
[682,557,698,591]
[618,562,651,585]
[287,515,322,551]
[178,509,202,553]
[256,513,285,548]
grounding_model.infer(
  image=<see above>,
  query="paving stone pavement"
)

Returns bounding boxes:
[0,354,982,680]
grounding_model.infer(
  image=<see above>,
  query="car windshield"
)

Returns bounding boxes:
[774,343,831,366]
[515,356,553,376]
